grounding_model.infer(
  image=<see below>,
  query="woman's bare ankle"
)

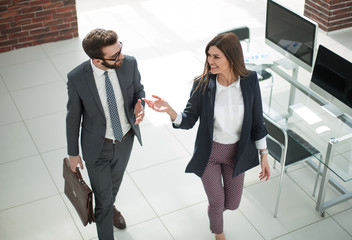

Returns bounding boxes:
[215,232,226,240]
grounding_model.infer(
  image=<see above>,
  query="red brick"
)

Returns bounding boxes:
[330,12,351,19]
[55,6,76,13]
[0,38,18,47]
[11,18,31,27]
[14,13,35,22]
[21,6,43,14]
[1,27,21,35]
[50,23,70,31]
[0,34,9,41]
[13,0,31,4]
[29,0,47,6]
[22,22,43,31]
[8,3,30,11]
[0,10,20,18]
[0,46,12,53]
[29,26,50,35]
[42,18,62,26]
[0,5,8,12]
[35,9,55,17]
[32,15,53,23]
[9,30,29,39]
[13,42,33,49]
[42,2,64,10]
[0,22,10,30]
[53,11,73,19]
[70,21,77,28]
[0,0,12,5]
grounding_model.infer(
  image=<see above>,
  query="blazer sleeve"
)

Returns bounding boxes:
[250,73,267,141]
[66,71,83,157]
[131,57,145,108]
[173,81,201,130]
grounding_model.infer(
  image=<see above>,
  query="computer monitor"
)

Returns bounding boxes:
[265,0,318,72]
[310,45,352,118]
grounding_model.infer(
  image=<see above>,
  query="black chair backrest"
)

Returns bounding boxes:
[263,114,286,146]
[221,26,250,41]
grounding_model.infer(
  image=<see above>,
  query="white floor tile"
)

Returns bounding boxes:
[25,111,66,153]
[0,45,47,68]
[160,202,213,240]
[114,218,173,240]
[0,155,58,210]
[0,195,82,240]
[41,148,70,193]
[130,156,206,215]
[0,75,8,95]
[332,208,352,236]
[275,217,352,240]
[241,176,322,239]
[0,122,38,164]
[0,93,22,126]
[50,50,89,80]
[41,38,83,57]
[289,165,352,216]
[0,58,63,91]
[11,81,67,119]
[115,174,158,226]
[165,122,198,155]
[128,124,190,172]
[223,210,264,240]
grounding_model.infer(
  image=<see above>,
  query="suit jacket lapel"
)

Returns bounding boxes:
[84,62,105,117]
[207,77,216,137]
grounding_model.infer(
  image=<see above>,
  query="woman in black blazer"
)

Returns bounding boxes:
[144,33,270,240]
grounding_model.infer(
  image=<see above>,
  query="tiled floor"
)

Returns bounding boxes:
[1,0,352,239]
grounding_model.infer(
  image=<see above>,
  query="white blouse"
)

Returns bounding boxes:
[174,76,266,149]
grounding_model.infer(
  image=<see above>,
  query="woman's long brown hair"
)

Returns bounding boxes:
[194,32,250,93]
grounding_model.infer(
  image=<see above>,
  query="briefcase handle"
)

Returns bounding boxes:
[64,157,86,185]
[75,167,86,185]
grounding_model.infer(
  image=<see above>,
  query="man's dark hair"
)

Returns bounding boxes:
[82,28,118,59]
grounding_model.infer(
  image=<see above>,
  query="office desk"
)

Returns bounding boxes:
[259,64,352,216]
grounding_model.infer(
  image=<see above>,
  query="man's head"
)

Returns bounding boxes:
[82,28,124,69]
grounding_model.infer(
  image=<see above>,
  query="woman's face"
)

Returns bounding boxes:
[207,46,231,75]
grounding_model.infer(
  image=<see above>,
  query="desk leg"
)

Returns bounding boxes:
[316,140,335,216]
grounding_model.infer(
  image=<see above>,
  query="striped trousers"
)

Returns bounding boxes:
[201,141,245,234]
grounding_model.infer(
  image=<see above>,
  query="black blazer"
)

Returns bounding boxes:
[174,71,267,177]
[66,56,145,163]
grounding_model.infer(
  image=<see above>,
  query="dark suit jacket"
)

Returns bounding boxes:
[174,71,267,177]
[66,55,145,163]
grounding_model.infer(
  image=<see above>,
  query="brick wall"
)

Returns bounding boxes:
[304,0,352,32]
[0,0,78,53]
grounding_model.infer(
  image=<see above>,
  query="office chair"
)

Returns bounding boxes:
[220,26,273,81]
[263,113,321,218]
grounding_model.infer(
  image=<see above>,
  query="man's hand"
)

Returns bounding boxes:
[69,155,83,172]
[134,99,145,125]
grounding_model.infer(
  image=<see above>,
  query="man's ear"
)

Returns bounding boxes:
[92,58,101,65]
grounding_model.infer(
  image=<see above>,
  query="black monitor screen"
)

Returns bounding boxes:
[266,0,317,68]
[311,45,352,108]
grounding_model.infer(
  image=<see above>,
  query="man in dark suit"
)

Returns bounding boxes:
[66,28,145,240]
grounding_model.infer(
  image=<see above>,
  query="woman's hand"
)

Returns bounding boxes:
[143,95,171,112]
[259,154,270,181]
[143,95,177,121]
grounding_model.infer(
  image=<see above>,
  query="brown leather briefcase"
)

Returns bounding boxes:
[63,158,95,226]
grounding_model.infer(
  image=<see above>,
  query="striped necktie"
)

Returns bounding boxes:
[104,71,124,141]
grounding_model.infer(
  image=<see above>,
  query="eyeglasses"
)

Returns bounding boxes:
[98,41,123,62]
